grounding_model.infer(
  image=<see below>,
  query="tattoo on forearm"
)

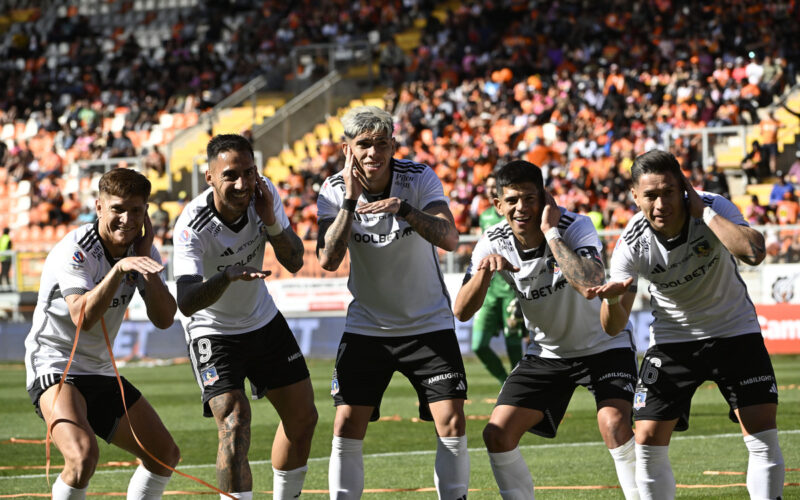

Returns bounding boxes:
[741,238,766,266]
[210,396,252,492]
[403,208,452,247]
[549,240,605,288]
[269,229,304,273]
[321,210,353,267]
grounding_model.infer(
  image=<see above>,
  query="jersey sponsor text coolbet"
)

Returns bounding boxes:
[468,209,633,358]
[24,223,160,388]
[173,176,289,340]
[610,191,760,345]
[317,159,454,336]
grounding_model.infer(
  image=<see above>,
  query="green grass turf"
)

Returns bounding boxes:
[1,355,798,498]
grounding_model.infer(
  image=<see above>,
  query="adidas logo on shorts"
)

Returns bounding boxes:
[456,380,466,392]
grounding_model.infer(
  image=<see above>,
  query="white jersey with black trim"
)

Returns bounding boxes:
[468,208,634,358]
[609,191,760,346]
[24,223,161,388]
[317,158,455,337]
[172,177,289,340]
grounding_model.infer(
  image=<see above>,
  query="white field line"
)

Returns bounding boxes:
[3,429,798,481]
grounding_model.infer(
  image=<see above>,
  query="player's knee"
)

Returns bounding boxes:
[436,410,466,437]
[286,405,318,443]
[61,440,99,485]
[162,439,181,468]
[598,411,630,445]
[482,423,513,452]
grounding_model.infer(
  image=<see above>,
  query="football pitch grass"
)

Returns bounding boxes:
[1,355,798,499]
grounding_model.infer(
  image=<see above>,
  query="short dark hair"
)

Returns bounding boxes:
[495,160,544,196]
[98,168,151,201]
[207,134,254,163]
[631,150,682,185]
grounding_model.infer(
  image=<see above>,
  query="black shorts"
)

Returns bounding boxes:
[331,330,467,422]
[496,348,638,438]
[633,333,778,431]
[28,373,142,443]
[188,312,310,417]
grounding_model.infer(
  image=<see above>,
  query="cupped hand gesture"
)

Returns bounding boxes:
[540,191,561,233]
[343,145,364,200]
[223,264,272,282]
[585,277,634,301]
[477,253,520,274]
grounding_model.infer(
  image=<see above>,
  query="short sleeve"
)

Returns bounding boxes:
[418,167,449,210]
[710,194,747,226]
[317,176,343,222]
[171,223,206,279]
[58,245,97,298]
[608,237,638,284]
[562,213,603,254]
[264,176,291,229]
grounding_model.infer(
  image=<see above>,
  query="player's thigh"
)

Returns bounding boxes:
[484,404,544,453]
[736,403,778,436]
[38,383,98,461]
[266,377,317,433]
[112,396,179,471]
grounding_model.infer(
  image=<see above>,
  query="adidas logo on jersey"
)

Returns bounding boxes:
[220,247,234,257]
[651,263,666,274]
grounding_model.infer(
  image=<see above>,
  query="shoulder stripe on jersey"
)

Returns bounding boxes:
[189,208,214,231]
[557,213,575,231]
[487,226,514,241]
[328,176,344,187]
[702,195,714,207]
[187,206,211,229]
[77,230,99,253]
[393,158,427,173]
[622,218,650,245]
[393,164,427,174]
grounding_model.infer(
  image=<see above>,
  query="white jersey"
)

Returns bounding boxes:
[317,158,454,337]
[24,224,162,388]
[172,177,289,340]
[469,208,633,358]
[609,191,760,346]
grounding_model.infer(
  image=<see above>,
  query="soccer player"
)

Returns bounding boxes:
[472,173,525,384]
[454,160,639,499]
[590,150,783,500]
[173,134,317,500]
[316,106,469,499]
[24,168,180,499]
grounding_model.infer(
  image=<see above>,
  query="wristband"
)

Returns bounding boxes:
[266,221,283,236]
[605,296,620,305]
[544,227,561,243]
[397,200,412,217]
[342,198,358,212]
[702,206,718,225]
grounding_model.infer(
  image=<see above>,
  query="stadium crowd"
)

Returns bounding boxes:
[1,0,800,263]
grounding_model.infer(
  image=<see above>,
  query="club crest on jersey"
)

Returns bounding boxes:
[124,271,138,287]
[330,370,340,396]
[546,256,560,274]
[692,240,712,258]
[72,250,85,265]
[201,366,219,386]
[633,391,647,410]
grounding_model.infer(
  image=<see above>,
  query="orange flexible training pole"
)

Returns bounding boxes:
[100,317,235,499]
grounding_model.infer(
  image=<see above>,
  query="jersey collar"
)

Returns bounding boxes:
[653,212,690,250]
[206,191,249,232]
[514,236,548,261]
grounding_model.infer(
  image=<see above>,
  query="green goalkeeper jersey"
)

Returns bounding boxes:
[478,207,515,297]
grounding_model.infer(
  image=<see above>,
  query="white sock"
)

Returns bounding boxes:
[52,475,88,500]
[127,465,171,500]
[434,436,470,500]
[273,465,308,499]
[635,444,674,500]
[221,492,252,499]
[744,429,784,500]
[608,437,639,500]
[487,447,535,500]
[328,436,363,499]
